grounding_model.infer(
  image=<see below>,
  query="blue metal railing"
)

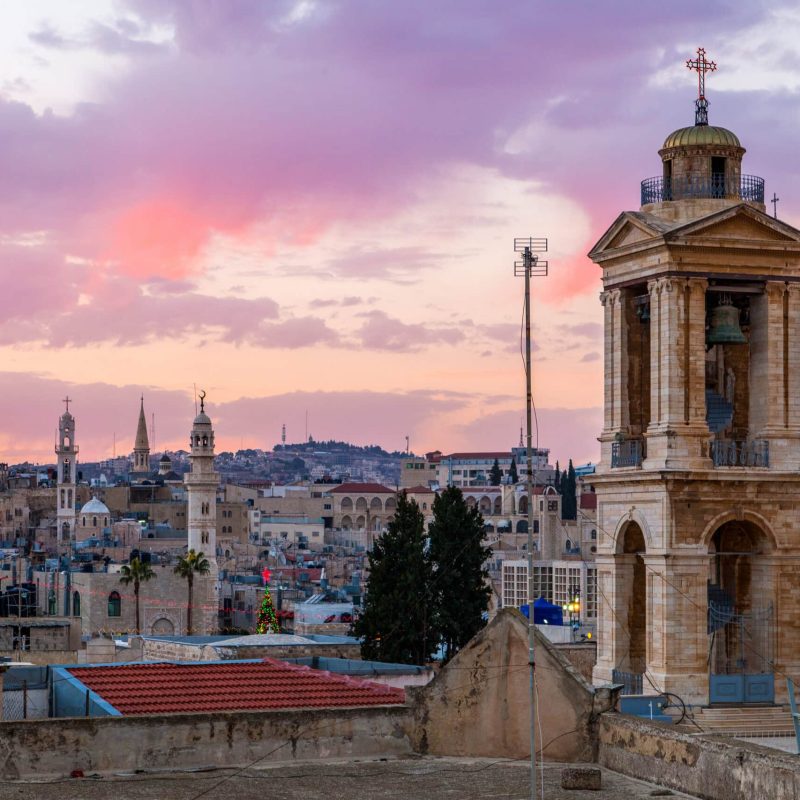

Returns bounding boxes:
[611,438,644,468]
[641,174,765,205]
[612,669,643,696]
[710,439,769,468]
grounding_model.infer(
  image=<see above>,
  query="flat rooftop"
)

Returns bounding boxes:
[5,758,702,799]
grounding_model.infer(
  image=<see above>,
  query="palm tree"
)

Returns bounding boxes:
[174,549,211,635]
[119,556,156,635]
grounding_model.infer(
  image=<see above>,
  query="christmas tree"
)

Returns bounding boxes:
[256,568,280,634]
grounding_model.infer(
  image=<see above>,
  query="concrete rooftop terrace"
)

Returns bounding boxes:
[6,758,701,799]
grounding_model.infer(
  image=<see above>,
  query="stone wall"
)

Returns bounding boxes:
[552,642,597,684]
[599,713,800,800]
[0,705,413,780]
[409,608,615,762]
[139,638,361,662]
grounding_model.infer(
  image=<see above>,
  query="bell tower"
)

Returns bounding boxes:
[132,397,150,477]
[55,397,78,545]
[589,50,800,705]
[185,391,219,576]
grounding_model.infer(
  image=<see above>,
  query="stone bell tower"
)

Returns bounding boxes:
[185,391,219,576]
[56,397,78,545]
[589,49,800,705]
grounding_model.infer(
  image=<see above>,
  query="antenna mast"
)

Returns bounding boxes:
[514,236,548,800]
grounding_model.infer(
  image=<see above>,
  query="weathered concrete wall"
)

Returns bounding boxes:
[409,608,615,762]
[0,705,413,780]
[139,637,361,662]
[599,713,800,800]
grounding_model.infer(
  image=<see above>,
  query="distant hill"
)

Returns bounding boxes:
[273,439,407,458]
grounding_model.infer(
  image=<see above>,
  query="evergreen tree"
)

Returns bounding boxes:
[554,460,561,488]
[256,568,280,634]
[508,457,519,484]
[489,458,503,486]
[428,486,492,663]
[560,459,578,520]
[354,494,436,664]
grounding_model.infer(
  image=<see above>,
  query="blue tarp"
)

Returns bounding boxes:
[520,597,564,626]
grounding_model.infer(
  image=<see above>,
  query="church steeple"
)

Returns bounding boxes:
[132,397,150,475]
[56,397,78,545]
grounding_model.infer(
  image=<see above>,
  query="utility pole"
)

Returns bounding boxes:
[514,237,548,800]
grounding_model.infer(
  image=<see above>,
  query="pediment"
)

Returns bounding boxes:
[589,212,665,259]
[669,206,800,244]
[606,223,655,249]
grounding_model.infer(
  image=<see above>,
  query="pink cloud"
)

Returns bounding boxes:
[356,311,463,352]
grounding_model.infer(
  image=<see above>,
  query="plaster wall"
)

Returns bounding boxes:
[0,706,413,780]
[409,608,614,762]
[599,713,800,800]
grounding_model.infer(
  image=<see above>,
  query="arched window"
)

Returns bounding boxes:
[565,539,572,551]
[82,516,86,526]
[202,435,208,446]
[107,591,121,617]
[73,591,81,617]
[92,516,97,527]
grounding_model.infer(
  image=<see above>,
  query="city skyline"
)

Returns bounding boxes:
[2,1,800,463]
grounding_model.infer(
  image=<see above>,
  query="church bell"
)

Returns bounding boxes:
[706,296,746,345]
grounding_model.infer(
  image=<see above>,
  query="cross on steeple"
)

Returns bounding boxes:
[63,396,72,413]
[771,192,780,219]
[686,47,717,126]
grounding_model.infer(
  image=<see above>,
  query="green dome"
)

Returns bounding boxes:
[662,125,741,150]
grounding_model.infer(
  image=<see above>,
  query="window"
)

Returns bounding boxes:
[532,565,553,603]
[73,591,81,617]
[586,569,597,618]
[107,591,121,617]
[553,567,567,607]
[591,529,597,540]
[48,590,56,615]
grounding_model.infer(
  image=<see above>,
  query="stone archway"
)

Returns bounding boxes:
[707,518,776,703]
[151,617,175,636]
[618,522,647,675]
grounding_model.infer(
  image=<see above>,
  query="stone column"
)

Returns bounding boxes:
[750,281,786,434]
[687,278,709,427]
[599,289,627,470]
[786,285,800,433]
[644,554,709,705]
[647,278,662,428]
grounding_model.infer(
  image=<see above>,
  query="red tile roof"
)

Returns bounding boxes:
[67,659,405,716]
[329,482,395,494]
[579,493,598,511]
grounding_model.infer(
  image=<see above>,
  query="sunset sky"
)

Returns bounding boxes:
[2,0,800,465]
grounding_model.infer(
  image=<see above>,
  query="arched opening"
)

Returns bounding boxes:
[479,496,491,513]
[370,497,382,511]
[385,497,397,512]
[340,497,353,512]
[618,522,647,675]
[516,520,528,533]
[355,497,368,512]
[72,591,81,617]
[107,591,121,617]
[355,515,366,529]
[341,515,352,530]
[493,497,502,515]
[518,495,528,515]
[708,519,775,702]
[152,617,175,635]
[465,496,477,509]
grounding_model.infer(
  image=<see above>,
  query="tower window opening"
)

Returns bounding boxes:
[711,156,726,198]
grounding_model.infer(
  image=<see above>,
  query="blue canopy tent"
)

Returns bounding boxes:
[519,597,564,626]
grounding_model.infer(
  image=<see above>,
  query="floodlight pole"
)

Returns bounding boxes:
[514,238,548,800]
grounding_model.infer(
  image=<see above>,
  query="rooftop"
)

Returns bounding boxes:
[3,759,703,799]
[67,658,405,715]
[329,482,395,494]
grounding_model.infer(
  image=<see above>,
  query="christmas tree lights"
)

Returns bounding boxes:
[256,567,280,634]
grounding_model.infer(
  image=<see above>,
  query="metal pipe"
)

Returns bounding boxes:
[524,246,538,800]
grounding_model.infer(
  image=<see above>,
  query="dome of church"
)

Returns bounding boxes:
[80,496,110,515]
[159,453,171,463]
[662,125,741,150]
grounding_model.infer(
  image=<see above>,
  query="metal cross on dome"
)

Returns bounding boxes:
[686,47,717,125]
[63,396,72,413]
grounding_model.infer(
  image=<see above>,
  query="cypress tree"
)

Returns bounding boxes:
[428,486,492,663]
[354,493,436,664]
[509,457,519,484]
[489,458,503,486]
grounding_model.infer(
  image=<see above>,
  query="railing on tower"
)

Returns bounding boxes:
[710,438,769,468]
[640,174,765,205]
[611,437,645,468]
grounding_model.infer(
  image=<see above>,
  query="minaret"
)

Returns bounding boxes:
[132,397,150,476]
[56,397,78,545]
[185,391,219,575]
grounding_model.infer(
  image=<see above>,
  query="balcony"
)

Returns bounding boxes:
[710,439,769,468]
[640,173,765,205]
[611,438,645,469]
